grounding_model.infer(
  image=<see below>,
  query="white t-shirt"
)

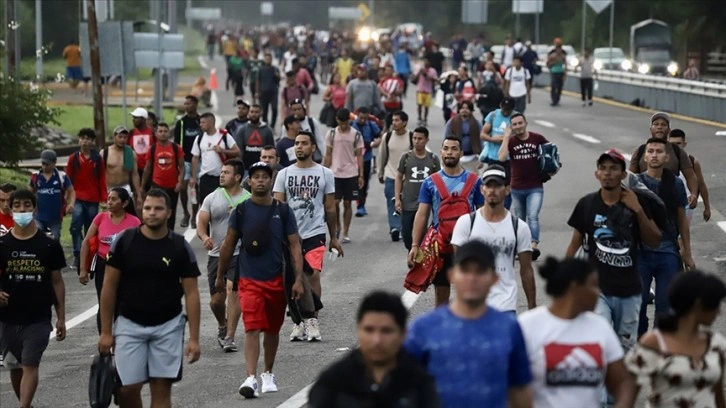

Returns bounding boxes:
[273,164,335,239]
[451,210,531,311]
[518,307,624,408]
[502,45,515,67]
[505,67,531,98]
[283,51,297,73]
[190,131,237,177]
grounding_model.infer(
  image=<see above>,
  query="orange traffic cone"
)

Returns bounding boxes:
[209,68,218,91]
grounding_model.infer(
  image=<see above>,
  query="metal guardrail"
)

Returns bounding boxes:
[589,68,726,98]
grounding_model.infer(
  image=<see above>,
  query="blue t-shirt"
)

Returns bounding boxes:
[30,169,72,223]
[405,307,532,408]
[352,119,381,162]
[637,173,687,255]
[228,200,298,281]
[418,170,484,227]
[481,109,513,162]
[394,50,412,75]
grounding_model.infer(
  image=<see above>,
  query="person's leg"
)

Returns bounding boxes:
[525,188,543,244]
[207,257,228,332]
[94,256,106,334]
[342,199,353,236]
[401,210,416,251]
[262,332,280,373]
[550,75,558,104]
[179,162,191,226]
[654,252,681,322]
[17,365,40,408]
[260,91,271,124]
[50,222,62,242]
[357,160,371,212]
[84,201,99,235]
[510,189,526,222]
[417,102,423,122]
[166,188,179,231]
[10,368,22,400]
[384,177,401,232]
[613,295,641,353]
[580,78,586,101]
[226,280,241,340]
[148,379,173,408]
[270,91,279,128]
[245,330,261,376]
[556,74,565,103]
[638,251,656,337]
[70,200,85,260]
[118,383,144,408]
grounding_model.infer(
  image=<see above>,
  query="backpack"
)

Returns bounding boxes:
[538,142,562,183]
[148,142,181,183]
[466,210,519,265]
[431,172,479,254]
[69,150,102,184]
[634,142,682,175]
[88,354,117,408]
[328,128,363,155]
[381,130,414,170]
[31,169,69,217]
[637,169,681,237]
[196,130,230,164]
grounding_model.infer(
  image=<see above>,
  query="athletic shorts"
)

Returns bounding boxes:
[0,320,52,367]
[334,177,358,201]
[113,313,185,386]
[432,253,454,287]
[239,276,286,333]
[417,92,433,108]
[66,66,83,80]
[207,255,238,294]
[302,234,326,274]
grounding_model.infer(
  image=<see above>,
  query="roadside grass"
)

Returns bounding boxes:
[55,105,177,140]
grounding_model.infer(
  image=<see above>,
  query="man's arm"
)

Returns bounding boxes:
[140,159,153,195]
[64,186,76,216]
[498,127,512,162]
[606,360,637,408]
[508,386,533,408]
[98,265,120,353]
[681,167,698,208]
[323,193,338,240]
[356,146,364,188]
[323,146,333,168]
[564,229,584,258]
[288,232,304,284]
[394,170,404,213]
[50,269,66,340]
[176,152,184,192]
[518,251,536,309]
[216,228,239,285]
[635,208,661,249]
[407,203,432,265]
[130,153,141,194]
[678,207,695,270]
[190,155,200,188]
[480,122,502,143]
[180,276,201,363]
[694,159,711,221]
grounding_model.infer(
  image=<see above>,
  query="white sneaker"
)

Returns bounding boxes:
[238,375,259,399]
[306,318,321,342]
[289,323,307,341]
[260,371,278,393]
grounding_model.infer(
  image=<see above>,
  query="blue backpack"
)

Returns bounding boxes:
[538,143,561,183]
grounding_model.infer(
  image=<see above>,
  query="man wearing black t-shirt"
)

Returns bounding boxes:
[173,95,203,228]
[565,149,660,353]
[98,189,201,407]
[0,189,67,408]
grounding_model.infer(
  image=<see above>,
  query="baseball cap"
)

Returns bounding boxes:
[597,148,626,170]
[650,111,671,125]
[357,63,368,71]
[481,164,508,185]
[130,107,148,119]
[454,240,496,271]
[501,96,516,110]
[40,149,57,164]
[336,108,351,121]
[235,98,250,107]
[248,161,273,177]
[525,40,532,46]
[113,125,129,135]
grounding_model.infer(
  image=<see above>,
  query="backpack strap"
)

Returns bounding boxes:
[328,128,336,148]
[459,172,479,198]
[307,117,316,136]
[510,212,519,265]
[430,173,450,199]
[119,227,140,259]
[468,210,476,237]
[102,148,109,168]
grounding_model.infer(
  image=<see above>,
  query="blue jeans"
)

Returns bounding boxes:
[638,250,680,336]
[70,200,99,257]
[510,188,543,243]
[384,178,401,232]
[35,220,61,241]
[595,293,641,353]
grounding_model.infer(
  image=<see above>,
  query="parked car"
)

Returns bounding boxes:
[593,47,633,71]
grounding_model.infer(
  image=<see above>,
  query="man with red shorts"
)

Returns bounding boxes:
[273,131,343,342]
[217,162,304,399]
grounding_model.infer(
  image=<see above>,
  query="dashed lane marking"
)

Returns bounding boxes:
[718,222,726,234]
[198,55,208,70]
[534,120,556,128]
[572,133,601,144]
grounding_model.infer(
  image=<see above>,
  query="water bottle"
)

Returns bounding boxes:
[189,185,198,205]
[594,80,599,92]
[328,248,339,262]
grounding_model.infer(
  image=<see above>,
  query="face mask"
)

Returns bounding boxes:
[12,212,34,227]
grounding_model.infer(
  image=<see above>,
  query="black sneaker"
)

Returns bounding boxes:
[390,228,400,242]
[532,248,541,261]
[180,215,190,228]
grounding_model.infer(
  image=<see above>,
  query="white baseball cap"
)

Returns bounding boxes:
[130,107,148,119]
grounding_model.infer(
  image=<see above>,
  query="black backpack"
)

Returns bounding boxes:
[88,354,117,408]
[381,130,414,170]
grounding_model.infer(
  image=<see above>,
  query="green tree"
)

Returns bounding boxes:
[0,76,60,165]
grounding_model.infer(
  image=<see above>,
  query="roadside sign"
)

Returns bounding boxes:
[261,2,274,16]
[328,7,362,20]
[462,0,488,24]
[586,0,612,14]
[185,7,222,21]
[512,0,543,14]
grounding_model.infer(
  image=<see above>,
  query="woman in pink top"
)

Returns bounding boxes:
[79,187,141,332]
[324,73,347,110]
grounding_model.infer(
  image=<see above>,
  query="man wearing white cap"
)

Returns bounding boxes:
[129,107,156,184]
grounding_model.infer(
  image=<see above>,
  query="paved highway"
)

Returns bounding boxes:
[2,57,725,408]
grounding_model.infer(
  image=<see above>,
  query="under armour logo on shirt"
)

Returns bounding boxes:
[411,166,431,179]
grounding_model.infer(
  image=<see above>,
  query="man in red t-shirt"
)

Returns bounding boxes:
[0,183,17,235]
[141,123,184,230]
[378,64,404,129]
[129,107,156,182]
[498,112,550,261]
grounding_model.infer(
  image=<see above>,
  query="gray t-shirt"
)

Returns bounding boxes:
[273,164,335,239]
[345,78,382,111]
[397,151,441,211]
[580,56,595,79]
[200,187,251,256]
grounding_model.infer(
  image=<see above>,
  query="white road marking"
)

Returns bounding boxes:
[572,133,601,144]
[401,290,421,309]
[197,55,208,70]
[49,229,199,340]
[715,130,726,136]
[276,384,313,408]
[718,221,726,234]
[534,120,556,128]
[49,304,98,340]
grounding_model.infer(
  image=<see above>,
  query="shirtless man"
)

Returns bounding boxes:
[101,126,141,200]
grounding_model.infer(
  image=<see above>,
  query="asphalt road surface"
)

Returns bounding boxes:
[3,57,726,408]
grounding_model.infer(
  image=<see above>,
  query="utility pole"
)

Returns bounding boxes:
[166,0,177,106]
[580,0,587,54]
[368,0,374,27]
[5,0,17,78]
[35,0,43,82]
[87,0,107,148]
[13,0,20,79]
